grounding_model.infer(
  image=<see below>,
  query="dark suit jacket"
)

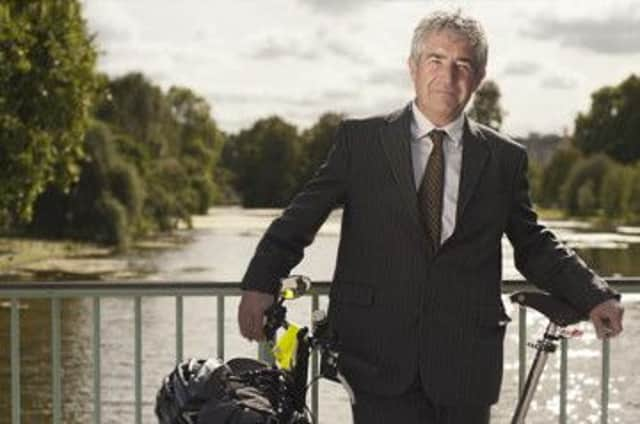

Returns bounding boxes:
[241,103,618,406]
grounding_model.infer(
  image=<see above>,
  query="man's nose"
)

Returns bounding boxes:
[440,61,456,85]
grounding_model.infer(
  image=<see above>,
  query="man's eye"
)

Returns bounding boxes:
[456,62,472,72]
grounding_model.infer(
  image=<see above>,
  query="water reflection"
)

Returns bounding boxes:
[576,243,640,277]
[0,299,93,423]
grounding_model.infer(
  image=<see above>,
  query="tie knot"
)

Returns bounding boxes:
[429,129,446,147]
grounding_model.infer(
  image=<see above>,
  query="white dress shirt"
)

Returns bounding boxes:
[410,101,464,245]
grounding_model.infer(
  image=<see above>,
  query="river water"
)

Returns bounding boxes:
[1,207,639,423]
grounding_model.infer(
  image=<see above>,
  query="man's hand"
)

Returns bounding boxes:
[589,299,624,339]
[238,290,275,342]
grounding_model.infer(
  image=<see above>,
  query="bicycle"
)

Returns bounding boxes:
[155,275,589,424]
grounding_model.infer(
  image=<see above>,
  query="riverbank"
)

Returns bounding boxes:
[0,232,193,282]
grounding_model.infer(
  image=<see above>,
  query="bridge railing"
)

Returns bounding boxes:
[1,278,638,424]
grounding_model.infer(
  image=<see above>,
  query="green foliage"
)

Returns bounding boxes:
[29,121,142,245]
[576,180,597,215]
[95,73,175,157]
[297,113,344,187]
[468,80,504,130]
[94,193,129,250]
[599,164,632,219]
[527,159,544,205]
[626,165,640,221]
[93,74,227,234]
[574,74,640,163]
[561,154,613,216]
[107,160,144,220]
[226,116,302,207]
[0,0,100,225]
[539,147,582,207]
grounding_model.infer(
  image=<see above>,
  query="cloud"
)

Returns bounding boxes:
[322,89,357,101]
[298,0,373,15]
[540,75,577,90]
[210,91,321,108]
[250,37,317,61]
[522,5,640,54]
[367,67,411,88]
[502,61,540,77]
[249,33,372,65]
[325,39,372,65]
[83,0,139,45]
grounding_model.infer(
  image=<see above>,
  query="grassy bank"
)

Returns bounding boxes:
[0,232,191,282]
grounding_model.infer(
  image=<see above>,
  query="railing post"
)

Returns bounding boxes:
[311,293,320,424]
[134,297,142,424]
[176,296,183,364]
[518,305,527,397]
[217,295,225,360]
[51,298,62,424]
[601,338,610,424]
[11,298,20,424]
[258,342,274,364]
[559,338,568,424]
[93,297,101,424]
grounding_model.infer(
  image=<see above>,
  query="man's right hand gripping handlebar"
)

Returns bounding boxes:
[238,290,275,342]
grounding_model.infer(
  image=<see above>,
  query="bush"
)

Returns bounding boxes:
[107,160,144,223]
[600,164,632,219]
[627,166,640,221]
[561,154,613,215]
[539,147,581,207]
[95,193,129,250]
[577,181,597,215]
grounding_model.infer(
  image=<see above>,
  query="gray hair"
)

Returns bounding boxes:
[410,10,488,74]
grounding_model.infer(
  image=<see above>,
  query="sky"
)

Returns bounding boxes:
[81,0,640,137]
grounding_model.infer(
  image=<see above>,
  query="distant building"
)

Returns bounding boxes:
[514,131,571,166]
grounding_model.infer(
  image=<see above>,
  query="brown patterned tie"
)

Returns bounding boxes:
[418,129,446,255]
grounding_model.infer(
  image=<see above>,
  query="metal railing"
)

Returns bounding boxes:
[1,278,638,424]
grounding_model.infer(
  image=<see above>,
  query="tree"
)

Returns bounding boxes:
[0,0,99,225]
[561,154,612,216]
[166,86,226,210]
[539,147,581,207]
[599,164,631,219]
[94,73,175,158]
[298,112,344,187]
[574,74,640,163]
[95,74,228,224]
[468,80,504,130]
[29,121,143,248]
[228,117,302,207]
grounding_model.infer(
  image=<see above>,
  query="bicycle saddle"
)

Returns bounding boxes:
[509,291,588,327]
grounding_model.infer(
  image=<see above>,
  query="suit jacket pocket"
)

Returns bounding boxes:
[330,282,374,307]
[474,305,511,340]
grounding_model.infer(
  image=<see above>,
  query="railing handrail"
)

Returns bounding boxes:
[1,277,639,297]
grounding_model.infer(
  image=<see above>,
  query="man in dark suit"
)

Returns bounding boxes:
[238,10,624,423]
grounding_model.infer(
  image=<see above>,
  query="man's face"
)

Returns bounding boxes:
[408,29,485,126]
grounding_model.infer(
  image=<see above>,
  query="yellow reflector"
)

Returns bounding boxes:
[282,288,296,300]
[272,323,300,370]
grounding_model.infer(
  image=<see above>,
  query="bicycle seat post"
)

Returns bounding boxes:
[511,321,560,424]
[509,291,587,424]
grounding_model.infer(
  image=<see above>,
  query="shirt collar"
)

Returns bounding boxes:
[410,100,465,148]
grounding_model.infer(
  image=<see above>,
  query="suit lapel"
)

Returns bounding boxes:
[378,103,422,229]
[455,119,490,224]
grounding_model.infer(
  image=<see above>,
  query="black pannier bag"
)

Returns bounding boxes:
[155,357,279,424]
